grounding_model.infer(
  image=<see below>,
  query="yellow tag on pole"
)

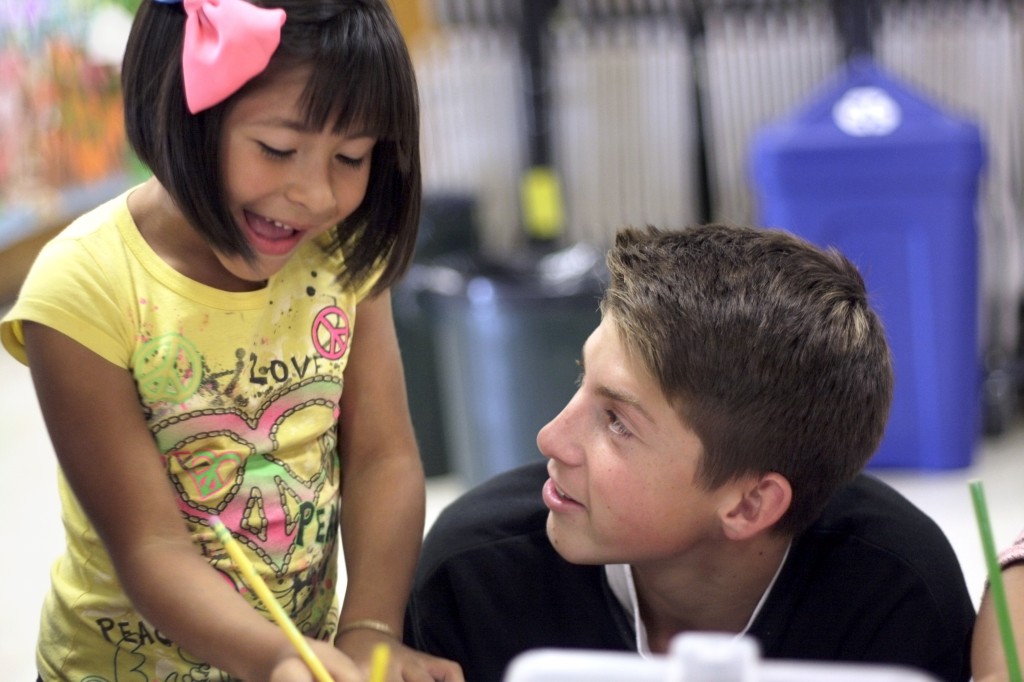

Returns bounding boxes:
[521,166,564,241]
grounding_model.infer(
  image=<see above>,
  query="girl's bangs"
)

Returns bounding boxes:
[298,25,412,141]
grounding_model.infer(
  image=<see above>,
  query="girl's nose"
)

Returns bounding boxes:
[285,164,336,215]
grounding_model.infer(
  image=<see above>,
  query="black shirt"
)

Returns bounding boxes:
[406,462,974,682]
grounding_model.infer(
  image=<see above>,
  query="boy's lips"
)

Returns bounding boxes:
[554,483,578,502]
[543,477,584,511]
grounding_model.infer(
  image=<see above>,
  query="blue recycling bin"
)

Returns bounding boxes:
[750,57,985,470]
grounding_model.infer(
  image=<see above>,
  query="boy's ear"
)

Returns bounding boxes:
[719,473,792,541]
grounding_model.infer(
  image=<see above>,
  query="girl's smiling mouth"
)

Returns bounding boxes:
[243,210,305,256]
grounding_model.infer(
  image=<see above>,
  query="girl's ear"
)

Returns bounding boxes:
[719,473,793,541]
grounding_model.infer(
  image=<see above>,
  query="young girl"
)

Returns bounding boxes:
[974,530,1024,682]
[1,1,462,680]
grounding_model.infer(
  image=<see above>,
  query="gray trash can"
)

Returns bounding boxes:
[424,243,608,486]
[393,194,479,477]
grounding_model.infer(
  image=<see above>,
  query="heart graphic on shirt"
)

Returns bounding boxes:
[155,376,342,573]
[176,449,243,501]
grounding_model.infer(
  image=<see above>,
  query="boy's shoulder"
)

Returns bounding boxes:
[761,473,973,679]
[787,472,968,599]
[812,473,947,546]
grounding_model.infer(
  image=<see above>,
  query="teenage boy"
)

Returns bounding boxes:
[405,224,974,682]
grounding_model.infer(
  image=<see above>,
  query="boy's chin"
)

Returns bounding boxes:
[546,515,606,565]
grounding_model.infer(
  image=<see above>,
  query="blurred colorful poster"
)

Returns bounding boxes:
[0,0,138,210]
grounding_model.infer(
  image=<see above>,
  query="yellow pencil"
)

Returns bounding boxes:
[369,642,391,682]
[210,516,333,682]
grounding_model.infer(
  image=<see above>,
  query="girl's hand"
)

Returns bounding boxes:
[336,629,465,682]
[269,637,363,682]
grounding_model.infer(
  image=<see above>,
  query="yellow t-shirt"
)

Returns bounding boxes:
[1,189,379,681]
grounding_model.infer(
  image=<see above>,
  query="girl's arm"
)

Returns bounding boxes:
[23,321,361,682]
[973,561,1024,682]
[333,292,463,681]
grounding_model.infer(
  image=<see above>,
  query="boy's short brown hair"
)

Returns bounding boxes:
[602,224,894,534]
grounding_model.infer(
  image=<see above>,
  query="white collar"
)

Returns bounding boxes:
[604,541,792,657]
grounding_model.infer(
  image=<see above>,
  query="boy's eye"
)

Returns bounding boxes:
[258,142,294,159]
[606,410,631,438]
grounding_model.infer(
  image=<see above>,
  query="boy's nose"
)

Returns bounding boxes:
[536,416,556,459]
[537,400,578,464]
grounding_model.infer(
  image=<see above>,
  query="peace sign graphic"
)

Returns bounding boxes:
[311,306,350,360]
[132,333,204,404]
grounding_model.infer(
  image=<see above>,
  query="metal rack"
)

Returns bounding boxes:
[415,0,1024,435]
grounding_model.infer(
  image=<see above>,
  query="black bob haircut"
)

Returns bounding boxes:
[122,0,421,294]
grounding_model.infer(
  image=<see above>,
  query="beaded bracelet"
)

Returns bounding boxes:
[337,619,398,639]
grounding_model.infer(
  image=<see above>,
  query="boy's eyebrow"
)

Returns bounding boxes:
[580,340,653,423]
[595,384,654,424]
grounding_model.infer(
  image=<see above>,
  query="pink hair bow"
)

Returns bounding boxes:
[178,0,287,113]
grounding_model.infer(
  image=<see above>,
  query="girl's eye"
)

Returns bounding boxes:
[258,142,294,160]
[336,154,366,169]
[606,410,632,438]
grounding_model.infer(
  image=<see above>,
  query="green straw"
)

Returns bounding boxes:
[970,479,1023,682]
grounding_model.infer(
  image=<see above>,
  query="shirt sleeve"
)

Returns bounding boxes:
[1,232,133,368]
[1000,528,1024,568]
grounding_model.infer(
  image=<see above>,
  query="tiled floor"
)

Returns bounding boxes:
[2,311,1023,679]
